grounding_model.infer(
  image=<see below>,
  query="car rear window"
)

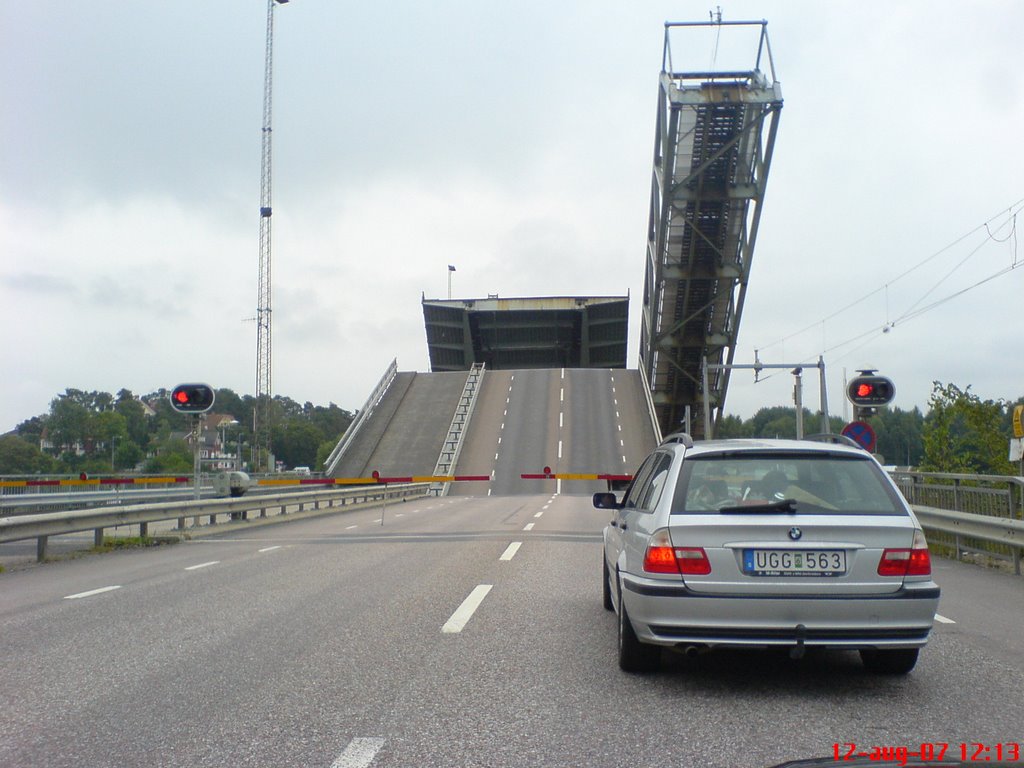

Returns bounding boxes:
[670,452,908,516]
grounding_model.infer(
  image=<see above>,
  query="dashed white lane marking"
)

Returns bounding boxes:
[558,441,563,459]
[442,585,493,633]
[346,525,358,530]
[560,388,564,402]
[559,412,563,428]
[499,542,522,561]
[534,511,544,518]
[395,513,404,518]
[935,614,956,624]
[523,522,535,531]
[185,561,219,571]
[331,737,386,768]
[64,586,121,600]
[258,546,281,553]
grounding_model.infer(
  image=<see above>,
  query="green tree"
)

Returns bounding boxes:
[870,406,924,466]
[315,439,337,472]
[14,415,47,447]
[308,403,354,443]
[716,414,749,438]
[47,394,91,453]
[0,434,55,474]
[92,411,128,458]
[275,420,323,469]
[115,390,150,447]
[114,440,144,471]
[143,437,193,474]
[921,382,1013,474]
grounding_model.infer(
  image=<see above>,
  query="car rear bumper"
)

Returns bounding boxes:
[621,574,940,649]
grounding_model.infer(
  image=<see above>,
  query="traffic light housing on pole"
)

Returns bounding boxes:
[847,375,895,419]
[170,384,215,414]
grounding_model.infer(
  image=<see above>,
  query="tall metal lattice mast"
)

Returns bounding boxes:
[255,0,287,470]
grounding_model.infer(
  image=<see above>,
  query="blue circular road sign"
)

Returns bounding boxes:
[841,420,876,452]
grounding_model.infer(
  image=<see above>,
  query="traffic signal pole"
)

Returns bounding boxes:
[702,355,830,440]
[192,414,202,500]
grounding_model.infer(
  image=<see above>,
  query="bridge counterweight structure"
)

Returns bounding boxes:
[640,20,782,439]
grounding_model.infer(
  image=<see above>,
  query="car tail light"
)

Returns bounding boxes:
[643,529,711,575]
[676,547,712,575]
[878,530,932,577]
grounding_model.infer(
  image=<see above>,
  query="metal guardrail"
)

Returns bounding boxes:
[1,487,202,513]
[324,358,399,475]
[911,505,1024,575]
[0,483,430,563]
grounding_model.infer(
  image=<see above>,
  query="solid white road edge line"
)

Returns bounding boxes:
[64,586,121,600]
[442,584,493,633]
[499,542,522,561]
[185,561,220,571]
[331,737,386,768]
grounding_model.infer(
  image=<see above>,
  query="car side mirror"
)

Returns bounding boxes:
[592,492,622,510]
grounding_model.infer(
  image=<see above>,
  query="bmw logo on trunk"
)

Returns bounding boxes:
[789,527,803,541]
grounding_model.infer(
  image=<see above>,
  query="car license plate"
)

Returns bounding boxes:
[743,549,847,576]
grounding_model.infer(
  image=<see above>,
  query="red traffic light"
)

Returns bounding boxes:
[847,376,895,407]
[169,384,215,414]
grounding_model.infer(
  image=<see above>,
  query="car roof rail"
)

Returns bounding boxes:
[802,433,861,449]
[660,431,694,448]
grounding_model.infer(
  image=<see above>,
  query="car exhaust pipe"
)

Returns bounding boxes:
[680,644,706,658]
[790,623,807,660]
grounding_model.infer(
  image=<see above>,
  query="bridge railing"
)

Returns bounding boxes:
[323,357,398,475]
[890,470,1024,575]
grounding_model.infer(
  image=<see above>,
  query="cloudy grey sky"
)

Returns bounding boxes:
[2,1,1022,433]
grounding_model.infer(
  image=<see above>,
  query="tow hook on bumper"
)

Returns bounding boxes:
[789,624,807,660]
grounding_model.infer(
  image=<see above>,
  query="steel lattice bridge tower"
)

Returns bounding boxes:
[640,20,783,439]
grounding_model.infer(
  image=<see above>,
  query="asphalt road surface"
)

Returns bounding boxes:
[2,493,1022,768]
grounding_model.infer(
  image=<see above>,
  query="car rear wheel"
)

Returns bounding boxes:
[617,584,660,673]
[859,647,919,674]
[602,556,614,611]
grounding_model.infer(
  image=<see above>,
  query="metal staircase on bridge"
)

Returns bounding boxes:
[640,20,783,439]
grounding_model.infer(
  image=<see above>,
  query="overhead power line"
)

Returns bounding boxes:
[755,197,1024,362]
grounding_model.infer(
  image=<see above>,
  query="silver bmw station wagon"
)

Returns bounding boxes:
[595,434,940,674]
